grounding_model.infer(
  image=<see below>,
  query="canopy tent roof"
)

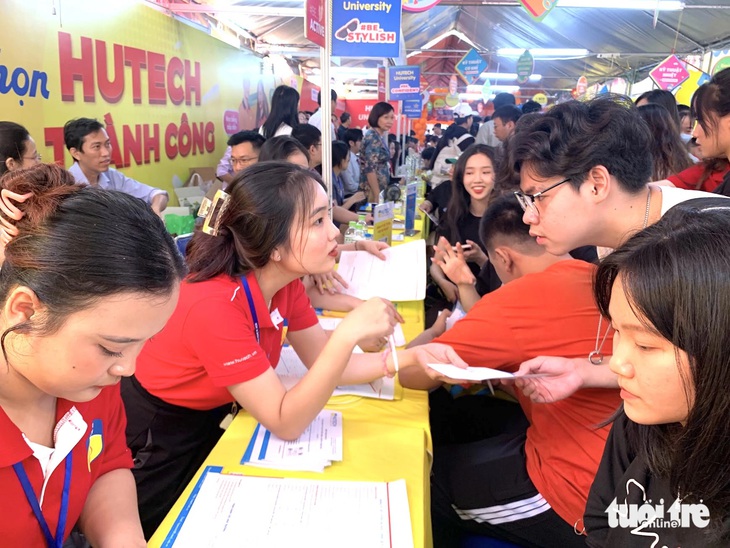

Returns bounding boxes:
[153,0,730,92]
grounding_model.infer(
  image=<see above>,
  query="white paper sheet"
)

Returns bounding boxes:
[337,239,426,301]
[164,473,414,548]
[427,363,554,382]
[241,410,342,473]
[318,316,406,347]
[276,346,396,401]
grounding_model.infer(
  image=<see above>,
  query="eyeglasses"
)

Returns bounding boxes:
[514,178,571,216]
[23,154,41,162]
[231,157,257,167]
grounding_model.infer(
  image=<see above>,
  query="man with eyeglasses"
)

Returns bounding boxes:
[395,195,621,547]
[508,95,726,402]
[215,130,265,185]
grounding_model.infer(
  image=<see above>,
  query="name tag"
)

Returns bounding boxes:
[270,307,284,328]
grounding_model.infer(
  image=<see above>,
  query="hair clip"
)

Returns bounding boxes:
[0,189,32,244]
[197,189,231,236]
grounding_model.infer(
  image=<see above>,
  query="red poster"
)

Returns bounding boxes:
[305,0,325,48]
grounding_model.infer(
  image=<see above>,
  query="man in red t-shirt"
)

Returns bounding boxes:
[398,196,621,547]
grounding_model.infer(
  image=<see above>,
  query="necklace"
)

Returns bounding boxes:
[588,315,612,365]
[642,187,652,229]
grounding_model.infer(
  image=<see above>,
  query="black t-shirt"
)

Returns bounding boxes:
[713,170,730,197]
[585,412,729,547]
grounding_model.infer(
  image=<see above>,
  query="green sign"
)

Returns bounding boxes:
[516,50,534,84]
[713,56,730,75]
[481,79,492,102]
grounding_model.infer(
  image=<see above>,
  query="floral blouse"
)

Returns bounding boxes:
[359,129,391,195]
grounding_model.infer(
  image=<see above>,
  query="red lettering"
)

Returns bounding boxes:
[103,113,124,167]
[185,60,201,106]
[44,126,67,165]
[143,124,160,163]
[204,122,215,153]
[122,124,143,167]
[165,123,178,159]
[147,52,167,105]
[167,57,185,105]
[192,122,205,155]
[96,41,124,103]
[58,32,95,102]
[124,46,147,104]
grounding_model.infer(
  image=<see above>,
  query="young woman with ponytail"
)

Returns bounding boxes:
[122,162,462,537]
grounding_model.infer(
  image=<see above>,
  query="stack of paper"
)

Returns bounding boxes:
[276,346,396,401]
[241,410,343,473]
[162,470,414,548]
[337,239,426,301]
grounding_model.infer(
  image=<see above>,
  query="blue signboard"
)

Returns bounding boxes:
[332,0,401,58]
[387,66,421,101]
[402,98,423,118]
[404,182,417,235]
[455,48,488,84]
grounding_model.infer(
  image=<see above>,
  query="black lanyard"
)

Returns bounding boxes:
[240,276,259,344]
[13,451,73,548]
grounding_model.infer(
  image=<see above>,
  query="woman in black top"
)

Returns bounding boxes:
[584,199,730,547]
[429,144,496,303]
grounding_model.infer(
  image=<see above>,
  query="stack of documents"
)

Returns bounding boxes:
[241,410,343,473]
[163,470,414,548]
[336,239,426,301]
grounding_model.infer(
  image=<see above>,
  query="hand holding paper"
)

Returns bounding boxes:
[427,362,554,382]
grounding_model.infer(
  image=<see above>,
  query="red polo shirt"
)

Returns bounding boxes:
[0,385,132,545]
[135,272,318,410]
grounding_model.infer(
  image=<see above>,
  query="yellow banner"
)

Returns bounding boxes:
[0,0,288,202]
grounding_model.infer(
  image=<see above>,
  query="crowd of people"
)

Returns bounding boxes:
[1,67,730,548]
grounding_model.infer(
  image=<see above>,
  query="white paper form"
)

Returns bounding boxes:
[427,363,554,382]
[164,473,414,548]
[276,346,396,401]
[337,239,426,301]
[318,316,407,347]
[241,410,342,473]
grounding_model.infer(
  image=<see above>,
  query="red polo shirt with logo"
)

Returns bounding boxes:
[0,385,133,545]
[134,272,318,410]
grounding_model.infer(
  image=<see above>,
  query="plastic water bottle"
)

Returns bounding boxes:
[354,221,365,240]
[344,221,358,244]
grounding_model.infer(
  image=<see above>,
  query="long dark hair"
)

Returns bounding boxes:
[261,85,300,139]
[0,163,185,348]
[692,67,730,142]
[637,103,693,180]
[185,162,323,282]
[594,198,730,529]
[0,122,31,175]
[443,144,497,244]
[258,136,310,163]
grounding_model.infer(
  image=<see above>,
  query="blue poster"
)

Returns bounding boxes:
[388,66,421,101]
[402,98,423,118]
[332,0,401,58]
[456,48,488,84]
[405,182,417,235]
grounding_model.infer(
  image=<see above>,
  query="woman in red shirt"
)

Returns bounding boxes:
[0,164,185,547]
[123,162,462,537]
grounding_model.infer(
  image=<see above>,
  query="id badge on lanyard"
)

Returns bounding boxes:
[13,452,73,548]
